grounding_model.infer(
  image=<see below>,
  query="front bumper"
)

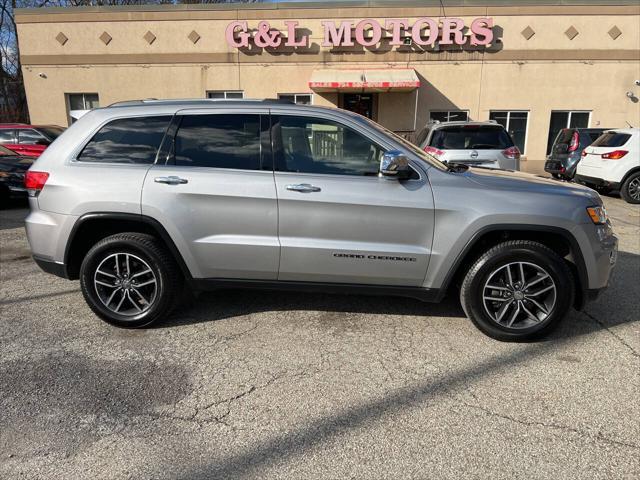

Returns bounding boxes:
[33,255,69,279]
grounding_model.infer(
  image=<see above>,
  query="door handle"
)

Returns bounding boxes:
[154,176,188,185]
[286,183,321,193]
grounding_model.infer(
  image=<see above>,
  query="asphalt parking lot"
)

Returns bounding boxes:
[1,195,638,479]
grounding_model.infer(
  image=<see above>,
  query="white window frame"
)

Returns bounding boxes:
[551,110,592,129]
[429,110,469,122]
[489,110,530,154]
[547,110,592,154]
[66,93,100,124]
[278,93,314,105]
[206,90,245,99]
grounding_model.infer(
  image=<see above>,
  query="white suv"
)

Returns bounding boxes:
[576,128,640,204]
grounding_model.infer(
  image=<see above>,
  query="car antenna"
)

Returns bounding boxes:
[625,120,634,128]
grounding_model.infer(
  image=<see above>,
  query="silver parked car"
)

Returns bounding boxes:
[25,99,616,341]
[415,120,521,170]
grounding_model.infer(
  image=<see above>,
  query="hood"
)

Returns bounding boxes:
[463,166,601,202]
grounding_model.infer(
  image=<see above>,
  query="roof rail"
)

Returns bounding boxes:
[107,97,295,107]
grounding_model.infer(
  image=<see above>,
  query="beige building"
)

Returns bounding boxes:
[15,1,640,173]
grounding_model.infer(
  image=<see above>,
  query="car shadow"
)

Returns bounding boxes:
[156,252,639,343]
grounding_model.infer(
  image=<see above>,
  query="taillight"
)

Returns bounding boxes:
[567,131,580,152]
[581,149,588,157]
[424,145,444,157]
[502,146,521,160]
[601,150,628,160]
[24,171,49,197]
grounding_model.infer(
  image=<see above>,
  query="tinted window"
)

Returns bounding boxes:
[0,130,15,143]
[430,126,513,150]
[78,116,171,164]
[592,132,632,148]
[276,116,383,176]
[37,127,64,140]
[174,114,261,170]
[18,129,46,144]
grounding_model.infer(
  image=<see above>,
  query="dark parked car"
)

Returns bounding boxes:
[0,145,34,204]
[544,128,609,180]
[0,123,65,158]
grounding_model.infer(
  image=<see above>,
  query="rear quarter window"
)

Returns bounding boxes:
[78,116,172,164]
[591,132,632,148]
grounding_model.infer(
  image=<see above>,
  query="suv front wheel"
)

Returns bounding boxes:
[460,240,574,341]
[80,233,182,328]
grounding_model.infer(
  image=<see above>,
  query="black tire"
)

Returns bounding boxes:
[460,240,574,342]
[620,171,640,204]
[80,233,182,328]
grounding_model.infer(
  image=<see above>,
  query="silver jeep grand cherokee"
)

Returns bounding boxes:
[24,100,617,341]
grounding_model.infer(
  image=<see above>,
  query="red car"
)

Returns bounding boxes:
[0,123,65,158]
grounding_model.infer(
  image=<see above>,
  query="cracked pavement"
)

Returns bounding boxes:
[1,196,638,479]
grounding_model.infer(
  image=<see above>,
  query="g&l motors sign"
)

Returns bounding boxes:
[225,18,495,49]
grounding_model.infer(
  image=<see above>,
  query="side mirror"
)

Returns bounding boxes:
[35,139,50,146]
[380,150,412,179]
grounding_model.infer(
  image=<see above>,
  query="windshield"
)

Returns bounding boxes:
[0,145,18,156]
[361,117,448,171]
[37,126,65,140]
[430,125,514,150]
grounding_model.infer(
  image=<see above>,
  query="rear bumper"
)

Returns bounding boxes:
[544,159,577,177]
[575,174,621,190]
[33,255,69,279]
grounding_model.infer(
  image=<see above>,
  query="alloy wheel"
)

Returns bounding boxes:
[628,177,640,201]
[93,252,158,316]
[482,261,557,329]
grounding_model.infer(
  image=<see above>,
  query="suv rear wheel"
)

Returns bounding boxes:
[620,171,640,204]
[460,240,574,341]
[80,233,182,328]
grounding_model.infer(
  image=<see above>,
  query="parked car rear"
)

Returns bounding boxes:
[576,128,640,203]
[544,128,609,180]
[415,121,520,170]
[0,124,65,158]
[0,145,33,204]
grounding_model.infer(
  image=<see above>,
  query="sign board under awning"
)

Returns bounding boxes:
[309,69,420,93]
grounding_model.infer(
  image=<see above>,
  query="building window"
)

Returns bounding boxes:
[67,93,99,123]
[547,110,590,154]
[489,111,529,154]
[430,110,469,123]
[207,91,244,99]
[278,93,313,105]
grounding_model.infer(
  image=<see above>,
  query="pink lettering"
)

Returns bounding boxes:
[470,17,494,46]
[322,21,354,47]
[411,17,439,46]
[385,19,409,46]
[225,21,250,48]
[355,19,382,47]
[284,21,308,47]
[254,21,282,48]
[440,18,466,45]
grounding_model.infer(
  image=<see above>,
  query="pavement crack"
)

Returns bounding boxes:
[459,402,639,450]
[582,310,639,359]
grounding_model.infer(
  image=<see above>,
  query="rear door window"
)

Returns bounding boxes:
[429,126,513,150]
[173,114,262,170]
[591,132,632,148]
[78,116,171,164]
[18,129,47,144]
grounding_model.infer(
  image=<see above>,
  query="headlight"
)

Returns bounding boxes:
[586,206,608,224]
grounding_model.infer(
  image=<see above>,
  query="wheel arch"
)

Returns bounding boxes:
[64,212,192,282]
[620,166,640,186]
[441,224,588,310]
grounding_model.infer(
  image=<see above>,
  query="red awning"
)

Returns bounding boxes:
[309,69,420,93]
